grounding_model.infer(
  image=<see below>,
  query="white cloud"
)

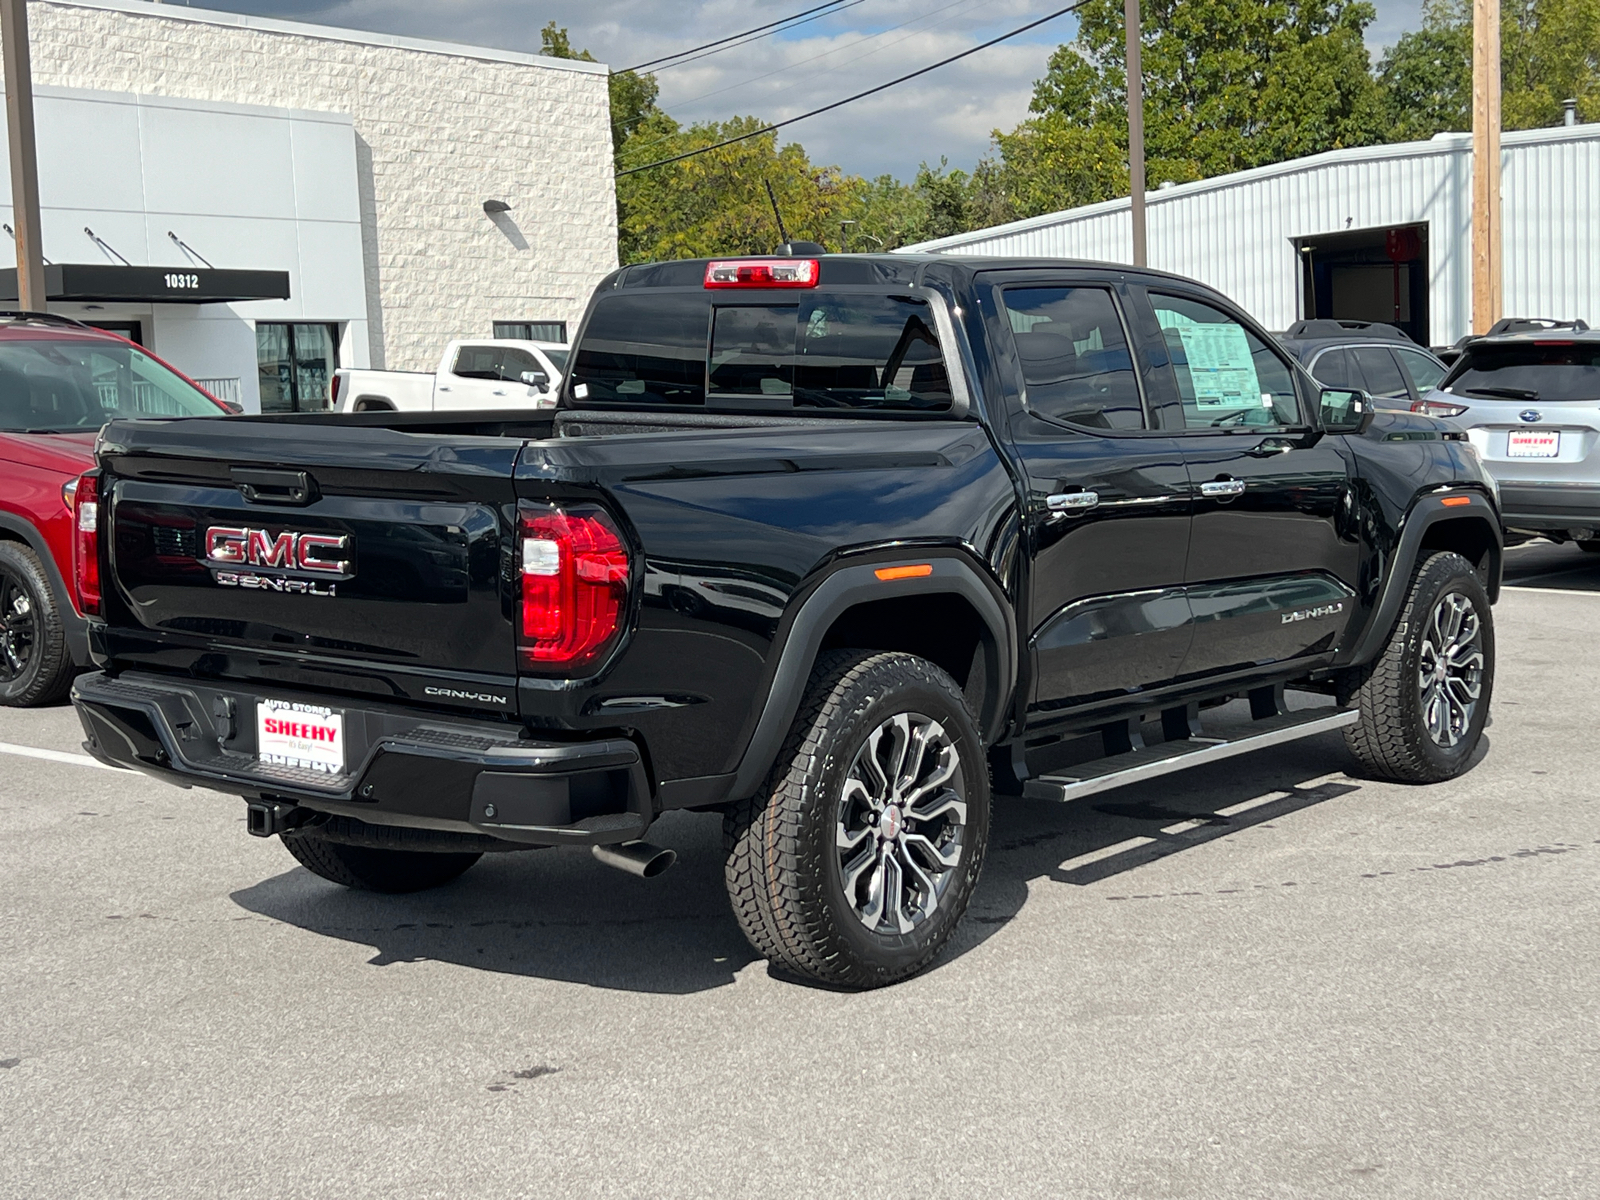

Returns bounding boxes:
[185,0,1427,179]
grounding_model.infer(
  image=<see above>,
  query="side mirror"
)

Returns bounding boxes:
[1320,386,1375,434]
[520,370,549,389]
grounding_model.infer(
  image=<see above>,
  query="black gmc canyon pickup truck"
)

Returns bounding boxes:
[71,254,1501,988]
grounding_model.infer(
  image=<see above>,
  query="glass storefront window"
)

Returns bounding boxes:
[256,323,339,413]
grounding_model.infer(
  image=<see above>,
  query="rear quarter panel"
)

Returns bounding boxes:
[515,418,1018,787]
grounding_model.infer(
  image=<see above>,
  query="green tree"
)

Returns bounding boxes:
[1378,0,1600,138]
[995,0,1387,218]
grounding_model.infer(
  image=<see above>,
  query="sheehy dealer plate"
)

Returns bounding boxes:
[256,699,346,775]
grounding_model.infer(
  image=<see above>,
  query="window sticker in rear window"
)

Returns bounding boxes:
[1166,319,1262,410]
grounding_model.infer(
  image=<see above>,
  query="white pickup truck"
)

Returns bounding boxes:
[333,339,568,412]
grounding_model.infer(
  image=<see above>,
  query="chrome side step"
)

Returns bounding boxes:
[1022,708,1359,803]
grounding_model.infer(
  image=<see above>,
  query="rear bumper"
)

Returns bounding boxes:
[71,671,653,847]
[1497,481,1600,533]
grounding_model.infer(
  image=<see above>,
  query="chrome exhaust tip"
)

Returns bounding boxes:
[590,840,676,879]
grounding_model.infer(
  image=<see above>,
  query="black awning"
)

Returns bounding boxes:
[0,263,291,304]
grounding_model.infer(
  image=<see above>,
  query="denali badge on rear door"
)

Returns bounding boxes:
[203,526,352,596]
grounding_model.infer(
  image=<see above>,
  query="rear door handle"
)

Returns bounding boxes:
[1046,491,1099,517]
[1247,437,1298,457]
[1199,478,1246,500]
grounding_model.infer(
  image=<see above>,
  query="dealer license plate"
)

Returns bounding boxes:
[256,699,345,775]
[1507,429,1560,458]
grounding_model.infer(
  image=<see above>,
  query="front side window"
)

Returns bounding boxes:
[1001,287,1142,430]
[1151,295,1300,429]
[0,337,219,431]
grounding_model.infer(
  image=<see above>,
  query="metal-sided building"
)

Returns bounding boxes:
[907,123,1600,349]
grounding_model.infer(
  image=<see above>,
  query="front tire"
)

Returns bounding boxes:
[0,541,75,708]
[723,650,990,989]
[1345,551,1494,782]
[281,828,481,893]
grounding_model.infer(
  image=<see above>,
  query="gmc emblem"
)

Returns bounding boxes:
[205,526,352,577]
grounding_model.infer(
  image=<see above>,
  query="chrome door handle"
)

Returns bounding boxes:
[1046,491,1100,516]
[1199,478,1246,499]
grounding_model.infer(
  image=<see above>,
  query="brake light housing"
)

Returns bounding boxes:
[1412,399,1469,419]
[73,472,101,616]
[516,503,630,671]
[704,258,819,288]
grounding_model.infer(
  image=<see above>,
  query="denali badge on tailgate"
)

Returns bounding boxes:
[204,526,352,596]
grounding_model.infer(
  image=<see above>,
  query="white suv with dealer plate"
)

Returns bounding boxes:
[1417,327,1600,548]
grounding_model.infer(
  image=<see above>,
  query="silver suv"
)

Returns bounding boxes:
[1419,327,1600,547]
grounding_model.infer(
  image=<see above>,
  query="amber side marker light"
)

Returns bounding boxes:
[875,564,934,581]
[1441,495,1472,507]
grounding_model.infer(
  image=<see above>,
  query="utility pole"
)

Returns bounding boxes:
[1,0,45,311]
[1471,0,1501,333]
[1125,0,1146,267]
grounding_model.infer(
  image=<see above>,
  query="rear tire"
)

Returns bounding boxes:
[281,829,481,893]
[723,650,990,989]
[0,540,75,708]
[1344,551,1494,783]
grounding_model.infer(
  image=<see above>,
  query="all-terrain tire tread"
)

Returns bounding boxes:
[1344,550,1491,783]
[280,828,481,892]
[727,649,988,989]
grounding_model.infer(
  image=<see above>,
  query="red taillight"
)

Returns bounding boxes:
[330,373,342,408]
[704,258,819,288]
[73,472,101,616]
[517,503,629,670]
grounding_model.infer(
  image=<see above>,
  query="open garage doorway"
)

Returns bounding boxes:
[1295,223,1429,345]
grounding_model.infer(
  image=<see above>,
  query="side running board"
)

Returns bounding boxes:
[1022,707,1359,804]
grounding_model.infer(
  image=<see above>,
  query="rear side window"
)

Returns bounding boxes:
[1446,343,1600,402]
[1001,287,1143,430]
[1395,346,1446,392]
[569,291,952,413]
[1309,348,1352,388]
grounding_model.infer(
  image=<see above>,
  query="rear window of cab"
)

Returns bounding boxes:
[569,291,953,414]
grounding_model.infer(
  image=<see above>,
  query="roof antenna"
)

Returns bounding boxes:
[764,179,791,245]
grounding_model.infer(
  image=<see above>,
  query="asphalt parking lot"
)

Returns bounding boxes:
[2,540,1597,1199]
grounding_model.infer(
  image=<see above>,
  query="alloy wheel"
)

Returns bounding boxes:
[0,569,36,683]
[1417,590,1484,747]
[835,712,968,935]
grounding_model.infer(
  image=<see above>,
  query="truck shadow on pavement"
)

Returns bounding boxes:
[230,730,1468,993]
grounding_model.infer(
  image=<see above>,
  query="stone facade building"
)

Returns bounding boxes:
[0,0,617,411]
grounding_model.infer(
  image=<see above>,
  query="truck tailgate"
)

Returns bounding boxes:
[97,416,524,713]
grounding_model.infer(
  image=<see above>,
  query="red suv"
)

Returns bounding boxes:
[0,312,234,706]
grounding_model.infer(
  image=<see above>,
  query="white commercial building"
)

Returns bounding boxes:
[0,0,617,412]
[908,123,1600,349]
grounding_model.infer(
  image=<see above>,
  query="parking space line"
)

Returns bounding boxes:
[1501,585,1600,598]
[0,741,124,772]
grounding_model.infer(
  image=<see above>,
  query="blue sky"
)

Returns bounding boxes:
[185,0,1427,180]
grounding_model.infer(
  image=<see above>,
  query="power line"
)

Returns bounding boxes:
[645,0,870,74]
[616,1,1087,178]
[622,0,862,73]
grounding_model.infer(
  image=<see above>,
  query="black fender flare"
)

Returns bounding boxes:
[728,550,1017,801]
[0,510,88,664]
[1340,488,1502,668]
